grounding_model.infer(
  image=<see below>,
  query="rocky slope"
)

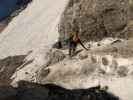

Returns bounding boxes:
[7,38,132,99]
[0,0,133,100]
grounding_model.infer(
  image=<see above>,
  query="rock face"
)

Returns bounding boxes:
[0,55,26,85]
[10,48,66,85]
[58,0,129,47]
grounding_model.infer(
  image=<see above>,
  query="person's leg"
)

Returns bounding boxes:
[69,40,73,57]
[72,42,77,56]
[69,40,77,57]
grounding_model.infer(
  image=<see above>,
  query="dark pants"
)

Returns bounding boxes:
[69,38,77,57]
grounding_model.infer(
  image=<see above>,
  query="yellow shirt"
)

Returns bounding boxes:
[69,32,79,42]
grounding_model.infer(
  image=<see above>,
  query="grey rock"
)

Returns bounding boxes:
[117,66,129,77]
[78,51,88,60]
[58,0,129,48]
[81,61,98,76]
[102,57,109,66]
[0,55,26,85]
[48,49,66,66]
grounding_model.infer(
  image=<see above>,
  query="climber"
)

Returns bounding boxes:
[67,18,88,56]
[68,31,88,57]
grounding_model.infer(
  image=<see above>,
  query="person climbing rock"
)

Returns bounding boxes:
[68,31,88,57]
[68,18,89,57]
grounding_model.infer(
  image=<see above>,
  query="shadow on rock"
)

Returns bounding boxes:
[0,80,120,100]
